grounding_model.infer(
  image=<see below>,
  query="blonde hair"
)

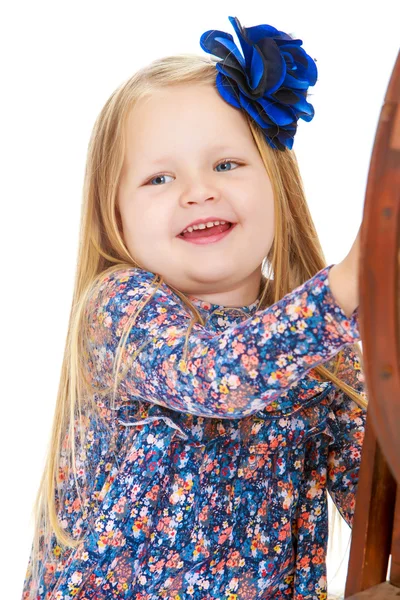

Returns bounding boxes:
[25,53,366,596]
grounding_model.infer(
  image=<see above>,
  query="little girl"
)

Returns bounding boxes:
[22,16,366,600]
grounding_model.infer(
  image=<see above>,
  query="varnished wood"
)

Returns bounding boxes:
[358,49,400,484]
[345,419,396,596]
[346,581,400,599]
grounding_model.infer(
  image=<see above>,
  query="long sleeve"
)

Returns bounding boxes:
[326,343,367,526]
[85,264,361,420]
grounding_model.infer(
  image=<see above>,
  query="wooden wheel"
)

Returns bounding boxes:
[344,49,400,598]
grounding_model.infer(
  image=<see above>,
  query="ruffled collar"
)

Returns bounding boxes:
[185,293,261,324]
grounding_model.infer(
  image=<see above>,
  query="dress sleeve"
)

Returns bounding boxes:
[326,343,367,527]
[85,264,361,419]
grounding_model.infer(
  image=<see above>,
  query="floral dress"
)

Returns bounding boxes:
[22,264,366,600]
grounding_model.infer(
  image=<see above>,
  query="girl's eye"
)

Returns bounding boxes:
[148,174,174,186]
[146,160,241,186]
[215,160,240,172]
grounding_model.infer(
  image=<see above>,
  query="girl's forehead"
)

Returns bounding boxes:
[124,84,252,156]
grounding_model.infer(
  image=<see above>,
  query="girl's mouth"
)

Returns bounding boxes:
[177,222,236,245]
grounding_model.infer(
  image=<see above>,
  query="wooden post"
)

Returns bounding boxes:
[345,418,397,596]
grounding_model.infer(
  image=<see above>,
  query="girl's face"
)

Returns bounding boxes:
[118,83,275,307]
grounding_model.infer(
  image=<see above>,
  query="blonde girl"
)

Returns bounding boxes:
[22,16,366,600]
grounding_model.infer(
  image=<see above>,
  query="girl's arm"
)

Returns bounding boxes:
[326,344,366,526]
[85,264,360,419]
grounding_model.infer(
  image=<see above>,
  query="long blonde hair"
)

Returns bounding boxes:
[26,53,366,596]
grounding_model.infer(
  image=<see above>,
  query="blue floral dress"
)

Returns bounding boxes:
[22,264,366,600]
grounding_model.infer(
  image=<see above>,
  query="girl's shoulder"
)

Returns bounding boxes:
[86,265,190,317]
[90,265,159,296]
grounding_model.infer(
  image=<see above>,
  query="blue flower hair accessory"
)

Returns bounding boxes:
[200,16,318,151]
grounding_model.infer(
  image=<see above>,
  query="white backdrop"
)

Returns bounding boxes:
[1,1,398,598]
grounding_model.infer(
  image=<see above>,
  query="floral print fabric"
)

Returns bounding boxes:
[22,264,366,599]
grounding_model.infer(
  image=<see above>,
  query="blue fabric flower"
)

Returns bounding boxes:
[200,16,318,151]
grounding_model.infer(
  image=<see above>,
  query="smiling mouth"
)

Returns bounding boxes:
[177,222,236,245]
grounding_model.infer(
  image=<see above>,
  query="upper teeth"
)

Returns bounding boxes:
[182,220,227,234]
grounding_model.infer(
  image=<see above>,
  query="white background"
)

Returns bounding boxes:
[1,1,398,597]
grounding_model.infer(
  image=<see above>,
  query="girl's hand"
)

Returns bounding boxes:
[328,225,361,318]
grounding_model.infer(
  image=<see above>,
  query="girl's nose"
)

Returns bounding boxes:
[179,175,222,206]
